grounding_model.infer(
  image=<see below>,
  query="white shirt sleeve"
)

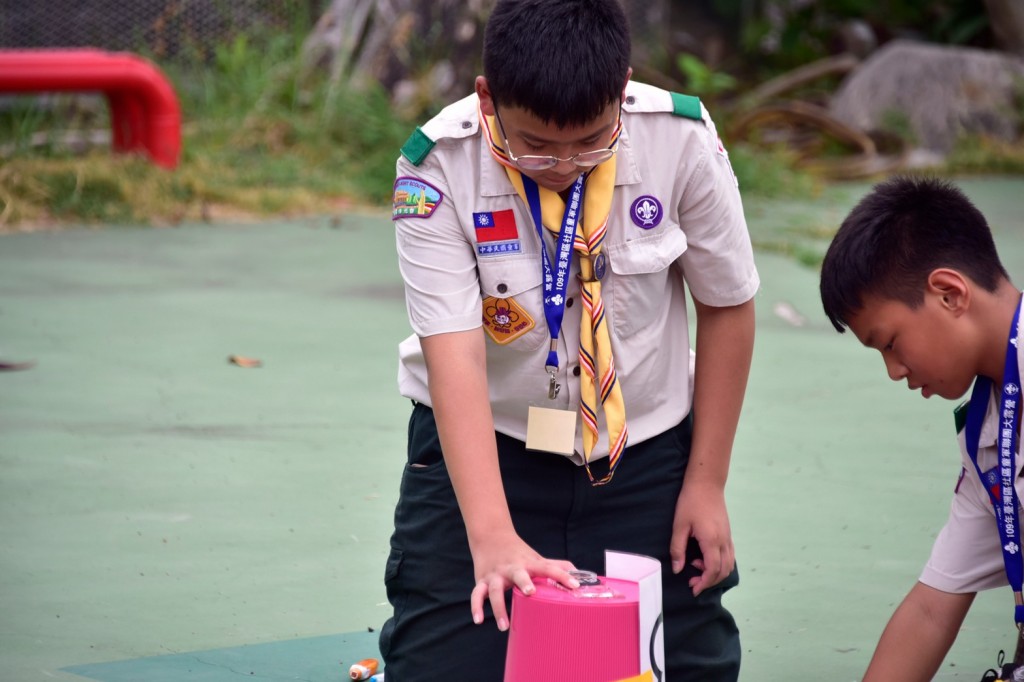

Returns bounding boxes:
[920,470,1009,594]
[393,157,482,338]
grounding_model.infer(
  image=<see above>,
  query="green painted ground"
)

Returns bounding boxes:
[1,178,1021,681]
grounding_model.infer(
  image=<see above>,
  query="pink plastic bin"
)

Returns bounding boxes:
[504,575,640,682]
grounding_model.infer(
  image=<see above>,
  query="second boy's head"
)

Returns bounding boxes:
[820,176,1011,400]
[475,0,632,193]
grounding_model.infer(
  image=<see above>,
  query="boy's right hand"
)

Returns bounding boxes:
[468,530,579,631]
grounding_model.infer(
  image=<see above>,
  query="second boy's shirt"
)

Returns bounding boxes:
[393,81,760,463]
[922,299,1024,592]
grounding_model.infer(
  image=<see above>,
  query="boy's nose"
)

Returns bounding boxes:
[883,355,907,381]
[553,156,577,171]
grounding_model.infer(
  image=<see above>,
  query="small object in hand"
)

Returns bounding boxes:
[228,355,262,368]
[979,649,1023,681]
[349,658,379,680]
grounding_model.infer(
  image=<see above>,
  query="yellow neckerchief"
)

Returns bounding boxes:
[480,103,628,483]
[479,106,620,253]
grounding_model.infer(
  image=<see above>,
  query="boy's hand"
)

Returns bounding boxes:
[468,530,578,631]
[670,481,734,596]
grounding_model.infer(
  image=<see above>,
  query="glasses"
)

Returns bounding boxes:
[494,105,620,172]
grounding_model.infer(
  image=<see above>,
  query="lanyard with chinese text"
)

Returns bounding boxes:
[965,298,1024,628]
[521,173,585,400]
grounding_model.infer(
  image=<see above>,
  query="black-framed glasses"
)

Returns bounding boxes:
[494,104,620,172]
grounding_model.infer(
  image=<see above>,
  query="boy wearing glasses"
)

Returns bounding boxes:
[383,0,758,679]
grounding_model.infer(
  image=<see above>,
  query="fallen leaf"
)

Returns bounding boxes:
[0,359,36,371]
[228,355,262,368]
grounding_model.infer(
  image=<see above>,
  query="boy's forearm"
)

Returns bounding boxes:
[863,582,974,682]
[421,330,515,543]
[688,298,755,486]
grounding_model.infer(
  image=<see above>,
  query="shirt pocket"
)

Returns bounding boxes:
[605,227,688,338]
[477,257,550,351]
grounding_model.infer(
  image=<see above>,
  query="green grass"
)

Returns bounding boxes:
[945,135,1024,175]
[0,25,1021,231]
[0,26,410,229]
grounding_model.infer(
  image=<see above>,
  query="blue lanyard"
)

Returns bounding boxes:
[965,299,1024,623]
[521,174,584,385]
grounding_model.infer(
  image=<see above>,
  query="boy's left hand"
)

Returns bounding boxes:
[670,481,734,596]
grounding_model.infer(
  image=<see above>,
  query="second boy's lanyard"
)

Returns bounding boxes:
[522,173,584,399]
[965,297,1024,627]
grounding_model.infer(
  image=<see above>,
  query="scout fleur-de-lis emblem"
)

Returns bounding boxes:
[635,199,658,225]
[1006,541,1020,555]
[630,195,663,229]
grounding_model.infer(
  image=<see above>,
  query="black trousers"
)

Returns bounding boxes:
[379,403,740,681]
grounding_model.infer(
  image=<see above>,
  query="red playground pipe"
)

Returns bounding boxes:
[0,49,182,169]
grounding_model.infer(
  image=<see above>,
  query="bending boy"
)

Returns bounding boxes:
[383,0,758,679]
[820,176,1023,680]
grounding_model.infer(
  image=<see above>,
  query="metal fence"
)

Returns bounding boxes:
[0,0,326,59]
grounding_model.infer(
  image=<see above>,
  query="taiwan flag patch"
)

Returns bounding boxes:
[473,209,521,256]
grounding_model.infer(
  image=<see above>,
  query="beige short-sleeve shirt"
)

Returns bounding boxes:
[921,313,1024,593]
[393,81,760,462]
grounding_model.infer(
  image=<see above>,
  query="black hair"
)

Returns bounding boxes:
[820,176,1009,333]
[482,0,631,128]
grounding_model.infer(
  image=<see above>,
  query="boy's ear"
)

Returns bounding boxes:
[620,67,633,101]
[927,268,971,316]
[476,76,496,116]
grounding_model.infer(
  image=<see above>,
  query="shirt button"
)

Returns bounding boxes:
[497,283,508,293]
[625,95,636,105]
[461,121,472,129]
[572,367,581,376]
[566,297,574,308]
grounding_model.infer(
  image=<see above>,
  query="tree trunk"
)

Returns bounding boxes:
[301,0,682,118]
[623,0,670,67]
[301,0,489,117]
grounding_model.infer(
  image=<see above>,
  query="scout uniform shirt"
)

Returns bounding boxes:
[922,314,1024,593]
[392,80,760,464]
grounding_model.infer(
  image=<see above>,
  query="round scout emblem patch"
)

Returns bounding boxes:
[593,252,607,280]
[630,195,662,229]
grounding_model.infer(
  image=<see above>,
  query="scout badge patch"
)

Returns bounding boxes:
[392,176,443,219]
[482,296,534,344]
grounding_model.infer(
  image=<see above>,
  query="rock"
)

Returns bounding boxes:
[830,39,1024,153]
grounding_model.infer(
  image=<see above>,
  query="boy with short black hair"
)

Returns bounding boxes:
[383,0,759,679]
[820,176,1023,681]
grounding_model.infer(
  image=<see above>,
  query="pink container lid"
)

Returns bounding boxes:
[504,575,640,682]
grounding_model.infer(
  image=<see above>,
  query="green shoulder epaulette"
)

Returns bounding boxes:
[400,127,436,166]
[670,92,702,121]
[953,400,969,435]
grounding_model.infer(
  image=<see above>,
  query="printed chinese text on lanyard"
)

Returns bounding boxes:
[521,173,584,400]
[966,296,1024,659]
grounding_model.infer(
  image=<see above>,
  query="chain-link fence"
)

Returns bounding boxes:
[0,0,327,60]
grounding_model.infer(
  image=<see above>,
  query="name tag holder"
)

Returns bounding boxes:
[520,174,585,458]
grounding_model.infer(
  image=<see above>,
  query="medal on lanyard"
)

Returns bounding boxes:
[966,297,1024,664]
[522,173,584,456]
